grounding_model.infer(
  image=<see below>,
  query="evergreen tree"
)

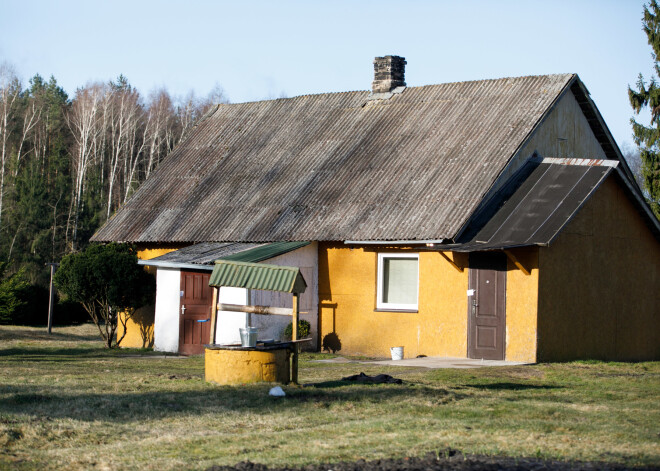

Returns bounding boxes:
[629,0,660,218]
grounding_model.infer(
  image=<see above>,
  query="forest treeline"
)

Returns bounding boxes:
[0,61,225,300]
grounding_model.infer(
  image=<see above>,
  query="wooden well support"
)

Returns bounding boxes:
[207,260,308,384]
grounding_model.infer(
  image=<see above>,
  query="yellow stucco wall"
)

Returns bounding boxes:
[319,243,540,361]
[504,247,539,362]
[205,348,290,385]
[318,244,468,359]
[116,244,184,348]
[537,176,660,361]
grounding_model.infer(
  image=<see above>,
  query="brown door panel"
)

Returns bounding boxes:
[468,252,506,360]
[179,270,212,355]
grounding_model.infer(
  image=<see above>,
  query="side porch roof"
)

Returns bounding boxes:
[449,158,618,252]
[137,241,310,271]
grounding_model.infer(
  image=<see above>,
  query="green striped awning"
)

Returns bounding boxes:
[220,241,309,263]
[209,260,307,294]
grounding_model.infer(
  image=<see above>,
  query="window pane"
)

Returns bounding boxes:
[383,257,418,305]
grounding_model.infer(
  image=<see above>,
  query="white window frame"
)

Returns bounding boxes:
[376,253,419,311]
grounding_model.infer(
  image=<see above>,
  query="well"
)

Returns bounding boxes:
[205,344,290,385]
[207,260,309,384]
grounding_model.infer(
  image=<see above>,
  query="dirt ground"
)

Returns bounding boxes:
[206,449,660,471]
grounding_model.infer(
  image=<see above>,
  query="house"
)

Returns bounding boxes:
[93,56,660,362]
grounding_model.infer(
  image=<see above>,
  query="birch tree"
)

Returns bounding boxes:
[66,83,104,250]
[143,88,174,179]
[0,63,21,235]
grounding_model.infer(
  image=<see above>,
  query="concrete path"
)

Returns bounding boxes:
[313,356,529,369]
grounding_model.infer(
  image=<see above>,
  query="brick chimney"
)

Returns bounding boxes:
[372,55,407,93]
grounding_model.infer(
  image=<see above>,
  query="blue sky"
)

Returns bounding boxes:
[0,0,654,150]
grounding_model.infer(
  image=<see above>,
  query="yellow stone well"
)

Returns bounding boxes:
[205,345,290,385]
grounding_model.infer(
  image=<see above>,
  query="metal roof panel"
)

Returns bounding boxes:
[450,160,615,252]
[209,261,307,293]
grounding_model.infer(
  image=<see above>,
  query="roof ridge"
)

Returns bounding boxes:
[213,73,576,108]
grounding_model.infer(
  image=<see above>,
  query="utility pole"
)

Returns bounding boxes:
[45,263,59,334]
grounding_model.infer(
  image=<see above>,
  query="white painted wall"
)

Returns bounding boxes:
[154,268,181,353]
[214,287,248,345]
[249,242,319,349]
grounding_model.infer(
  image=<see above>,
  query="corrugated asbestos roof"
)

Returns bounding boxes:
[209,261,307,293]
[92,74,576,243]
[137,241,309,270]
[451,159,617,252]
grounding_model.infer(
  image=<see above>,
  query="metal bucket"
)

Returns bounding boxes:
[239,327,259,347]
[390,346,404,360]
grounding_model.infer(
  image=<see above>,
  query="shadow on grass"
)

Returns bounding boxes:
[0,379,462,423]
[0,347,112,361]
[462,382,563,391]
[0,327,100,343]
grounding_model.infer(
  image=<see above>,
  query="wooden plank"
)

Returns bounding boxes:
[46,263,58,334]
[504,249,531,276]
[292,294,299,384]
[439,251,464,272]
[291,294,299,384]
[209,287,219,344]
[217,303,293,316]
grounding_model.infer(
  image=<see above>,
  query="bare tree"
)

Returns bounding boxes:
[13,99,42,177]
[105,80,144,217]
[143,88,174,179]
[0,63,21,235]
[174,84,227,143]
[65,83,105,250]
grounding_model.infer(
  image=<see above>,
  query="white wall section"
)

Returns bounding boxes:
[154,268,181,352]
[215,287,248,345]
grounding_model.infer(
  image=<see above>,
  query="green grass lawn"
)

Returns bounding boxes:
[0,324,659,470]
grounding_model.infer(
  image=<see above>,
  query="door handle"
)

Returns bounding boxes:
[181,304,186,315]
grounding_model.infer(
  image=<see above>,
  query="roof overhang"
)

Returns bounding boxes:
[138,241,310,270]
[446,158,618,252]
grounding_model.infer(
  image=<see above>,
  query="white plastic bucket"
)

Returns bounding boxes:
[390,346,404,360]
[239,327,259,347]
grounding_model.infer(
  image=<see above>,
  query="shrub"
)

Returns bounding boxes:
[54,299,89,325]
[0,263,29,325]
[9,284,49,326]
[283,319,311,340]
[54,243,155,347]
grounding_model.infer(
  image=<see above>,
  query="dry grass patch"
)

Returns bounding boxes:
[0,324,659,470]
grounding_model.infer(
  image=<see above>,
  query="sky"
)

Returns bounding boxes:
[0,0,654,151]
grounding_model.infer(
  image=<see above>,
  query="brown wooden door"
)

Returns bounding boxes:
[179,270,213,355]
[468,252,506,360]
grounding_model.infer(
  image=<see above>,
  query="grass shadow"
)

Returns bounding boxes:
[0,347,113,360]
[0,326,101,343]
[0,378,462,423]
[462,382,563,391]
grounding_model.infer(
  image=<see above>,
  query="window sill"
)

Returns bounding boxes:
[374,308,418,313]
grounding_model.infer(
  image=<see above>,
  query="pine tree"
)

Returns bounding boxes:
[629,0,660,218]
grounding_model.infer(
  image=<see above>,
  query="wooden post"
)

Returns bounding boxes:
[46,263,58,335]
[291,293,299,384]
[209,287,219,345]
[504,249,531,276]
[438,251,464,273]
[216,303,293,316]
